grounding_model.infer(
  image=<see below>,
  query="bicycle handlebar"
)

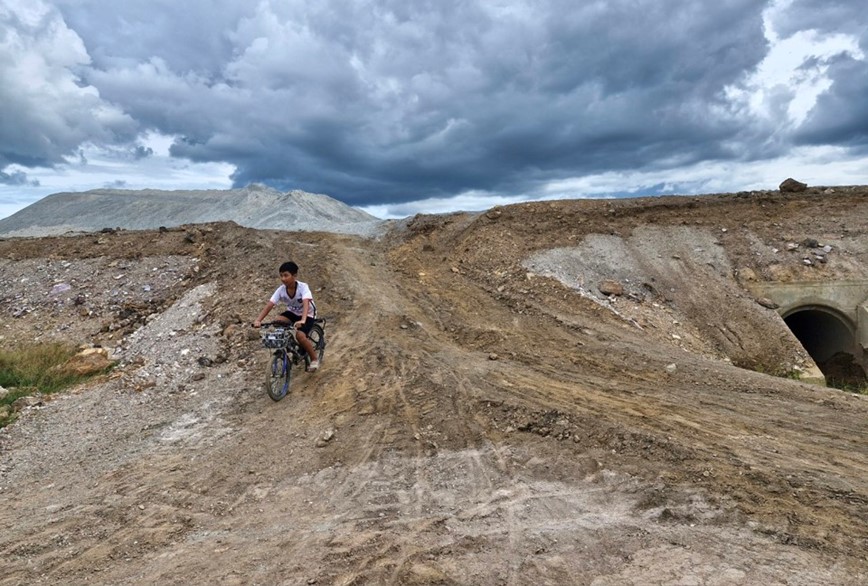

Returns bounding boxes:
[258,321,296,330]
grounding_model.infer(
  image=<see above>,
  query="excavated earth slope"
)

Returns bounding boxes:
[0,187,867,585]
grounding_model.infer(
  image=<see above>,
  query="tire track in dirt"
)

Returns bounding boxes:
[240,242,525,582]
[297,234,865,582]
[313,244,464,582]
[463,352,868,551]
[265,244,662,583]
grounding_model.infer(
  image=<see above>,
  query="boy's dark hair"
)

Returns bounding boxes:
[279,261,299,275]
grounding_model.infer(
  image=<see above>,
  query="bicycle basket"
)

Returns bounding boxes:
[262,328,291,348]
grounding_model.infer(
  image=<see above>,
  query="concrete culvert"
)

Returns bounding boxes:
[783,306,867,389]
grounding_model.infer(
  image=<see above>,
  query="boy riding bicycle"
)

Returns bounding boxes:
[252,261,320,371]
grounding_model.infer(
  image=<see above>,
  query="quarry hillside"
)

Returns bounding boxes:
[0,186,867,585]
[0,185,384,238]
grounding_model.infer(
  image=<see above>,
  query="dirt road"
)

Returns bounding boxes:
[1,188,867,584]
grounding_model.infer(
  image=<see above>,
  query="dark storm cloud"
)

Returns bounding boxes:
[769,0,866,38]
[3,0,867,207]
[796,53,868,149]
[0,3,138,169]
[133,145,154,160]
[776,0,868,150]
[86,0,768,205]
[0,170,39,186]
[53,0,254,74]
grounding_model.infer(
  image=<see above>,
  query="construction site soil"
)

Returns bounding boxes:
[1,187,867,585]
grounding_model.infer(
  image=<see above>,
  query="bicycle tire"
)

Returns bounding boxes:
[308,324,326,364]
[265,350,291,401]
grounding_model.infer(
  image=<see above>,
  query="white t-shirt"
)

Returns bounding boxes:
[270,281,316,318]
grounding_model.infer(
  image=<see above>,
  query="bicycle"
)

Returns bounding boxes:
[260,319,327,401]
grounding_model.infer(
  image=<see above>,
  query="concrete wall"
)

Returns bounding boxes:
[746,280,868,327]
[860,303,868,350]
[746,280,868,378]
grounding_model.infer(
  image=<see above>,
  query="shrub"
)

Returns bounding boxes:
[0,342,110,428]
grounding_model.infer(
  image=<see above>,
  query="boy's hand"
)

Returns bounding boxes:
[252,320,261,328]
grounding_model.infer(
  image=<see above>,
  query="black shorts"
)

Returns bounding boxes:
[280,311,315,335]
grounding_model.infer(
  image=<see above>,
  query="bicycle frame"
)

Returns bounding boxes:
[260,320,326,401]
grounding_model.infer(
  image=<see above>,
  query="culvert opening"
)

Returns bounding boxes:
[783,307,866,389]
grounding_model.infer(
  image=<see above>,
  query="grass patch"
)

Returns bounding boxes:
[0,342,106,428]
[829,380,868,395]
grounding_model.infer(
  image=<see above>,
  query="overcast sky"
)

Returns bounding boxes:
[1,0,867,219]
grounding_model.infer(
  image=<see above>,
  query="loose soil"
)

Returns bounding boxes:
[1,188,867,585]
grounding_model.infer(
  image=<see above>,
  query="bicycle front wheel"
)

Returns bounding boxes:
[265,350,291,401]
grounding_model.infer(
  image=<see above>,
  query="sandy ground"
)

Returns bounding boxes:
[1,188,867,585]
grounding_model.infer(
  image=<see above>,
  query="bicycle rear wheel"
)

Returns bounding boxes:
[265,350,291,401]
[307,324,326,365]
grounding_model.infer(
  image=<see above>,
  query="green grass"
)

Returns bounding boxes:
[0,342,108,428]
[828,380,868,395]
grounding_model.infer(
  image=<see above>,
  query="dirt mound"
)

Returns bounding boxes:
[0,184,386,238]
[1,187,866,584]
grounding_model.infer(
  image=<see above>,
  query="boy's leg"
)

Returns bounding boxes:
[296,330,318,361]
[291,316,318,363]
[275,311,296,325]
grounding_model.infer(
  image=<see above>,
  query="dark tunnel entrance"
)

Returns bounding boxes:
[784,306,866,389]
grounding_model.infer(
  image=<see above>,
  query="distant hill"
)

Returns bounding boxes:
[0,185,385,237]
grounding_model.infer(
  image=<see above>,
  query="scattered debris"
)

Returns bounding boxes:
[599,279,625,296]
[757,297,779,309]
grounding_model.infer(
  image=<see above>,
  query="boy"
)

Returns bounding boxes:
[253,261,319,371]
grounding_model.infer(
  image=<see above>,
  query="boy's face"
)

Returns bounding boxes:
[279,270,297,287]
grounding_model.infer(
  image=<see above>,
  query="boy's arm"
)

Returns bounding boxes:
[253,301,276,327]
[298,299,310,326]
